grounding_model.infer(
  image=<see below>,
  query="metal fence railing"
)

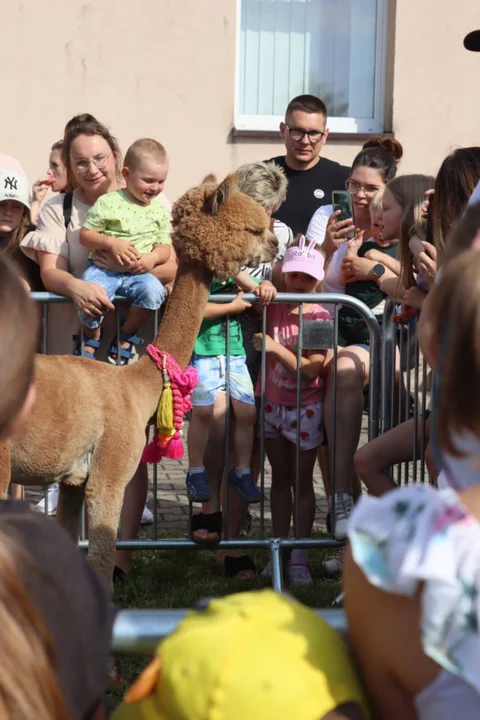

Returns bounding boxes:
[380,298,433,486]
[23,292,383,592]
[111,607,348,654]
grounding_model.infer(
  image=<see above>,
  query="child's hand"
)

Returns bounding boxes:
[255,279,277,304]
[228,291,252,314]
[110,237,140,267]
[344,231,364,259]
[403,286,426,311]
[130,252,157,275]
[252,332,275,353]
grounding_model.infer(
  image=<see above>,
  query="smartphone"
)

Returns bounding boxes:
[332,190,355,239]
[426,194,434,246]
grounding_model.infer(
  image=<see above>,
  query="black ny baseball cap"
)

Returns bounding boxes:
[464,30,480,52]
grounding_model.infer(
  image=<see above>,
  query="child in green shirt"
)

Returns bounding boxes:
[186,272,276,533]
[78,138,171,364]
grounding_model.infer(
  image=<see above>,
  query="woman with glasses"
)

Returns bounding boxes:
[21,113,177,581]
[306,139,403,569]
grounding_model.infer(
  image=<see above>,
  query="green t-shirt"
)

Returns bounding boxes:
[194,278,256,357]
[84,189,170,256]
[338,241,398,346]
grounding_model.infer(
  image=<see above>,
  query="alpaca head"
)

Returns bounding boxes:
[171,175,278,281]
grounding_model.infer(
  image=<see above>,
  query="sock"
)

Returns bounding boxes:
[188,466,205,475]
[235,467,251,476]
[291,549,308,566]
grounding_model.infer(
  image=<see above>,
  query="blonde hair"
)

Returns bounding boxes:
[430,249,480,455]
[386,174,435,289]
[0,525,69,719]
[234,161,287,214]
[124,138,168,171]
[0,257,37,436]
[369,188,384,216]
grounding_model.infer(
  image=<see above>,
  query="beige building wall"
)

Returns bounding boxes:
[0,0,478,202]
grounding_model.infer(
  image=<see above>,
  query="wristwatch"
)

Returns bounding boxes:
[372,263,386,278]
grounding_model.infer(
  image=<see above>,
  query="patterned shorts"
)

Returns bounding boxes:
[261,401,323,451]
[190,353,255,407]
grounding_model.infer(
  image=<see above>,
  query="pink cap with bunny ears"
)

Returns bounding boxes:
[282,235,325,281]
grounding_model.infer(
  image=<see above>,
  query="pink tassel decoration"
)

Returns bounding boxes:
[141,346,198,464]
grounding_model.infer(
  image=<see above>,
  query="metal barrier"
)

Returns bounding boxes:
[111,607,348,654]
[380,298,432,485]
[26,291,382,592]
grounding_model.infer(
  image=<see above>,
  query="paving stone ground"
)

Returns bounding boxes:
[143,418,369,536]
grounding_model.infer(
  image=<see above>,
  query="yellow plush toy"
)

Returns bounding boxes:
[112,590,370,720]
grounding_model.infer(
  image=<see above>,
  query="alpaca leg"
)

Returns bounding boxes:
[56,483,86,543]
[86,476,128,583]
[0,442,11,498]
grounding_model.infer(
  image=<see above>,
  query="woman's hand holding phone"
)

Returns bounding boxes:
[324,210,356,258]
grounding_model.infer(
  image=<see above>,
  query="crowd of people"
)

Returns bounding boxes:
[1,23,480,720]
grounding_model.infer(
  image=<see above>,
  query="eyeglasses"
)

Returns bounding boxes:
[346,179,382,196]
[286,126,325,144]
[74,153,111,174]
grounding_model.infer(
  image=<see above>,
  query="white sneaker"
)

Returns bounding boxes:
[323,550,344,578]
[332,492,353,541]
[288,562,313,586]
[35,484,59,516]
[261,561,272,577]
[140,505,154,526]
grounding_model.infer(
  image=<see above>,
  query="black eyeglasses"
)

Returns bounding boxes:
[286,125,325,144]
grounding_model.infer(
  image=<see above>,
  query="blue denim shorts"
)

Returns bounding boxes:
[79,261,165,329]
[190,353,255,407]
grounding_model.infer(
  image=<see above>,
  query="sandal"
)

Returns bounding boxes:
[224,554,256,581]
[73,334,100,359]
[190,511,223,546]
[107,331,144,366]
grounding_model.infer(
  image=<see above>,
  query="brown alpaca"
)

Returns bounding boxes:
[0,175,277,582]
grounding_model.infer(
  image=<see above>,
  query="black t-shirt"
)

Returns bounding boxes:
[338,241,399,346]
[268,155,350,236]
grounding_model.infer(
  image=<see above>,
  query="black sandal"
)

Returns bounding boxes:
[224,554,256,580]
[190,511,223,546]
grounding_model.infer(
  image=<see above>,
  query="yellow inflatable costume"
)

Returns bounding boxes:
[112,590,370,720]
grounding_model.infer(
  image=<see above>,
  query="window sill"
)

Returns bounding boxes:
[231,128,393,142]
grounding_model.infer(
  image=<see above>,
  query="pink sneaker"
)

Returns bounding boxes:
[288,562,313,586]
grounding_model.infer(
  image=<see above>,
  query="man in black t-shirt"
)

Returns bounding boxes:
[268,95,350,235]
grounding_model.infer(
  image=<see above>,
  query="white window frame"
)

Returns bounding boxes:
[234,0,388,134]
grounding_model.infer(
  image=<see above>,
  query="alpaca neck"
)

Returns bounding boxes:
[152,261,213,367]
[125,261,212,415]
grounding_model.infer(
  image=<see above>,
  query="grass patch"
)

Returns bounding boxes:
[111,533,341,696]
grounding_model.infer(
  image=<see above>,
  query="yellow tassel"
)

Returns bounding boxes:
[157,380,175,435]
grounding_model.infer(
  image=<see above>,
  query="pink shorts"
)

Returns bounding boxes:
[261,401,323,451]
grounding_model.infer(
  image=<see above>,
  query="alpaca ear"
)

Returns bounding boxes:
[202,173,217,185]
[210,175,238,216]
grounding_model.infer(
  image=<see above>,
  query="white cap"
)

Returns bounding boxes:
[0,169,30,210]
